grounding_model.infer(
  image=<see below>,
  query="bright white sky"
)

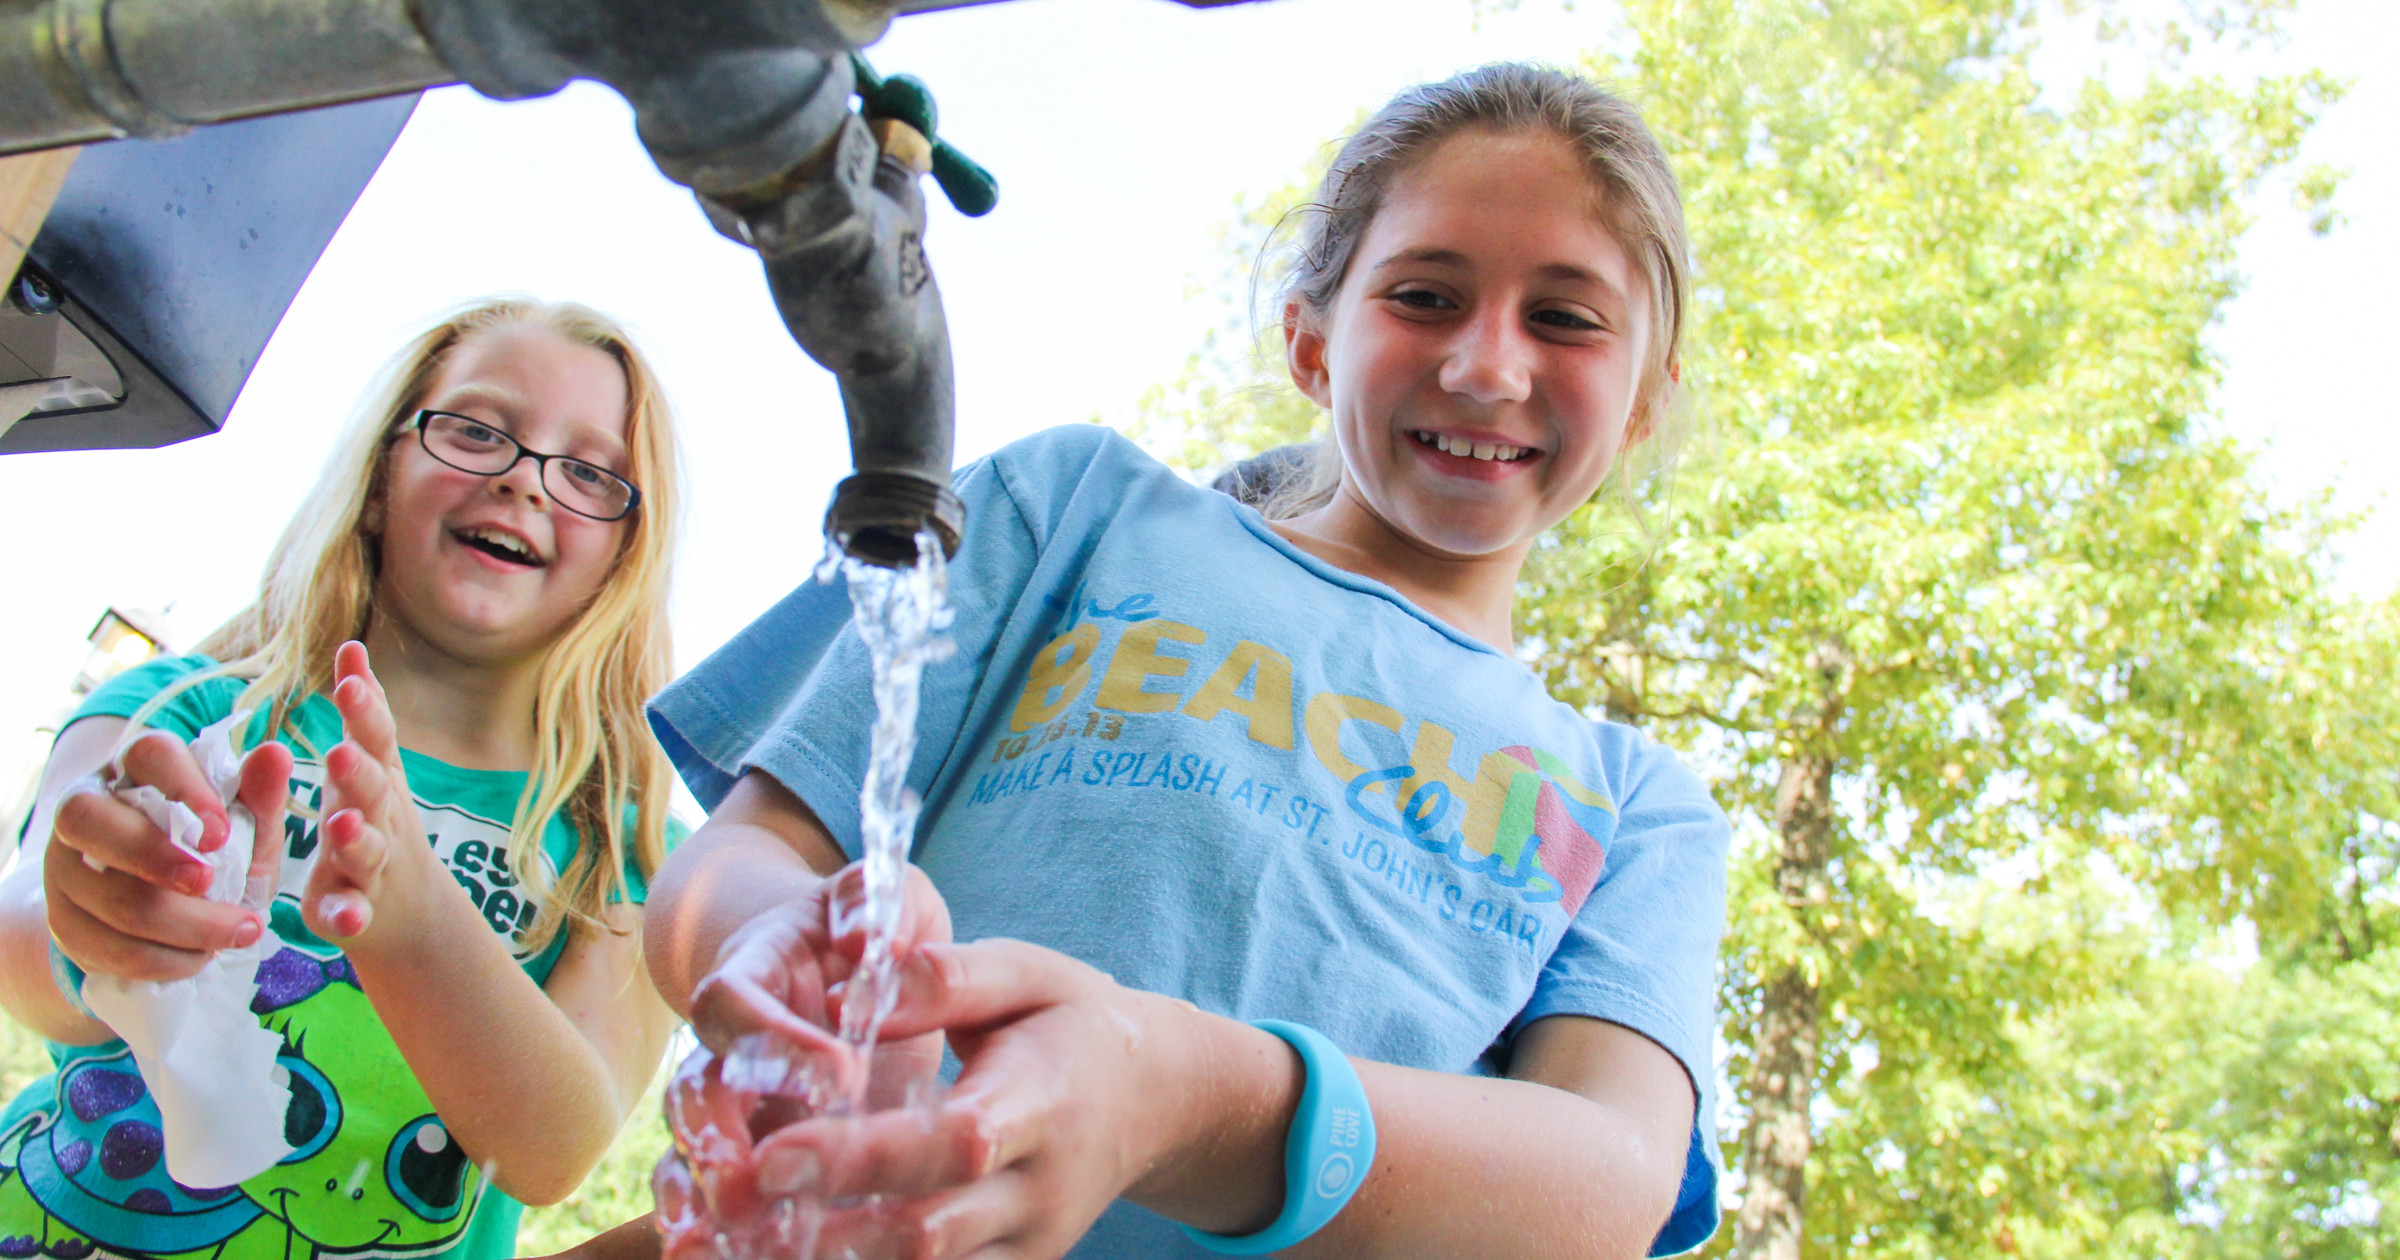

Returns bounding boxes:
[0,0,2390,804]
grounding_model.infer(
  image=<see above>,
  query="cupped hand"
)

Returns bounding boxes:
[656,862,952,1254]
[686,860,953,1100]
[45,727,293,983]
[305,640,438,943]
[743,939,1230,1260]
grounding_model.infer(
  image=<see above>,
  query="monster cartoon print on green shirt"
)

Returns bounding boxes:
[0,656,666,1260]
[0,943,479,1260]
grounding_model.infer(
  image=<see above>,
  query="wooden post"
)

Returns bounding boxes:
[1,147,80,292]
[3,147,82,441]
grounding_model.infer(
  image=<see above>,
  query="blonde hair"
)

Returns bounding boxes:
[142,297,683,954]
[1262,63,1697,525]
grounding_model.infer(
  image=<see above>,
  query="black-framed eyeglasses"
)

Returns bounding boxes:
[412,410,643,522]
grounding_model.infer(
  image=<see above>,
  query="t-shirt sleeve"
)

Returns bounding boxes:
[647,450,1048,855]
[68,655,240,742]
[13,655,240,854]
[1512,727,1729,1256]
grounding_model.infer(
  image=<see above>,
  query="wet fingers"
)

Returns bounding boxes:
[68,861,260,953]
[234,742,294,900]
[50,788,214,896]
[689,967,844,1057]
[322,739,397,827]
[877,940,1099,1043]
[47,886,213,983]
[319,805,390,884]
[113,730,229,851]
[330,647,402,765]
[752,1084,1042,1203]
[306,887,374,940]
[302,812,384,940]
[806,1173,1028,1260]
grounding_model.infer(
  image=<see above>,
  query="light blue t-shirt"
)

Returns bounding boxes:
[650,426,1729,1256]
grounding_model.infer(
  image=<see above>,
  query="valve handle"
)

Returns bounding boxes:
[929,142,998,218]
[851,55,998,218]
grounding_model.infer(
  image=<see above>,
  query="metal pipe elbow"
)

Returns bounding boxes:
[704,113,961,566]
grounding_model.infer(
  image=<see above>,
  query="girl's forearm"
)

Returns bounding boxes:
[1132,1007,1687,1260]
[643,774,847,1014]
[1,717,128,1044]
[1303,1061,1681,1259]
[644,821,828,1014]
[342,871,626,1206]
[0,866,110,1044]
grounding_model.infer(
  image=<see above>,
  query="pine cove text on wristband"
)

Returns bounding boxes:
[1182,1019,1378,1256]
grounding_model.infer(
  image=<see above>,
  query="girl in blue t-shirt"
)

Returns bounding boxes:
[0,298,687,1260]
[641,64,1728,1260]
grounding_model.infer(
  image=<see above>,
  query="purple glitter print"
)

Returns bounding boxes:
[97,1121,161,1181]
[0,1235,37,1257]
[64,1070,145,1124]
[250,948,356,1015]
[54,1139,89,1177]
[42,1239,92,1259]
[121,1190,172,1215]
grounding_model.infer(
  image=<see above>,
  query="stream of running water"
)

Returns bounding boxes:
[819,529,956,1059]
[655,529,954,1260]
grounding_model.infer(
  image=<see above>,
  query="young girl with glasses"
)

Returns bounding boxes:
[640,64,1729,1260]
[0,298,686,1260]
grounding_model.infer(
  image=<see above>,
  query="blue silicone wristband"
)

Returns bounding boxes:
[1181,1019,1378,1256]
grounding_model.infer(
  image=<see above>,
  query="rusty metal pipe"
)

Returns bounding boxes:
[0,0,1273,564]
[0,0,452,155]
[703,114,963,564]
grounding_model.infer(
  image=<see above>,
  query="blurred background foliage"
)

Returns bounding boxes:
[1127,0,2399,1257]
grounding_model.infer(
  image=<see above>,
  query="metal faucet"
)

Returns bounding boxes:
[0,0,1265,565]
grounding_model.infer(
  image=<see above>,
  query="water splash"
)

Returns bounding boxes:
[655,530,954,1260]
[819,530,955,1057]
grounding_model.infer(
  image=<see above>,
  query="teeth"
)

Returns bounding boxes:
[1414,431,1529,462]
[467,527,532,558]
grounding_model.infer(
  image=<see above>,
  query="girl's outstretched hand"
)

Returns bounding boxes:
[686,861,952,1074]
[45,727,292,982]
[743,940,1262,1260]
[654,861,952,1260]
[306,640,439,944]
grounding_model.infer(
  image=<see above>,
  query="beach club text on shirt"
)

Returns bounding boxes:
[956,581,1615,957]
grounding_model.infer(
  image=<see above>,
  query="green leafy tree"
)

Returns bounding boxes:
[1535,4,2391,1256]
[1123,2,2399,1256]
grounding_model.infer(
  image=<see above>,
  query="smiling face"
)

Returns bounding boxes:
[364,323,634,667]
[1288,126,1656,567]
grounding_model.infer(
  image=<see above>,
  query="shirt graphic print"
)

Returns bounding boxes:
[0,656,599,1260]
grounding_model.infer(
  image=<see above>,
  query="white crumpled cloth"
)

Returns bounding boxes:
[57,713,295,1188]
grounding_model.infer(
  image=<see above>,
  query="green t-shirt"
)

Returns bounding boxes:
[0,655,677,1260]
